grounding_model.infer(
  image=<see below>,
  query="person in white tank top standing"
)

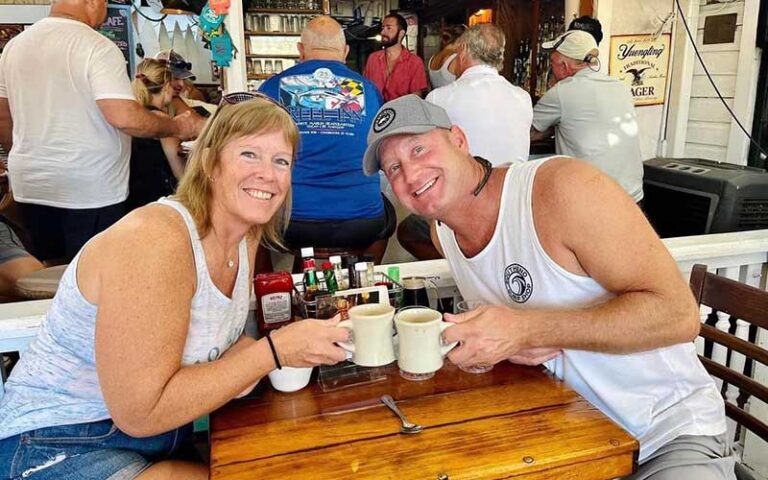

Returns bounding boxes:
[362,95,734,480]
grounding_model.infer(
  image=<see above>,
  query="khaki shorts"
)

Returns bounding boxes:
[625,434,737,480]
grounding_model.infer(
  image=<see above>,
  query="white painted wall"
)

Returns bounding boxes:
[600,0,762,165]
[683,0,745,162]
[665,0,762,164]
[0,4,49,23]
[602,0,675,160]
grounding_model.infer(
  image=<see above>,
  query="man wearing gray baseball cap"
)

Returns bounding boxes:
[365,95,735,480]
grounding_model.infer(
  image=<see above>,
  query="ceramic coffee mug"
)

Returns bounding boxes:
[268,366,314,392]
[394,307,458,381]
[337,303,396,367]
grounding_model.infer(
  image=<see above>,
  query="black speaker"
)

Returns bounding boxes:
[759,0,767,47]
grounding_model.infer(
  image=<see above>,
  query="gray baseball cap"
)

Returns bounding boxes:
[363,95,452,176]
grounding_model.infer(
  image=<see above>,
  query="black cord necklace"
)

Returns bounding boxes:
[437,156,494,228]
[472,156,493,196]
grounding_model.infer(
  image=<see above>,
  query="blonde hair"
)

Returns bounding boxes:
[174,98,300,249]
[132,58,171,107]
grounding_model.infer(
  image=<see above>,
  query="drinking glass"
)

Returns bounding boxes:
[264,60,274,75]
[274,59,283,73]
[454,300,494,374]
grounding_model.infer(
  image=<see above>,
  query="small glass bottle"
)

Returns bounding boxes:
[355,262,371,288]
[301,247,319,300]
[344,255,359,288]
[361,255,375,287]
[322,261,339,294]
[317,270,328,292]
[329,255,347,290]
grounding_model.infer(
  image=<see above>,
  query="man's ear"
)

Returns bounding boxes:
[448,125,470,152]
[343,44,350,61]
[398,29,406,44]
[297,42,306,61]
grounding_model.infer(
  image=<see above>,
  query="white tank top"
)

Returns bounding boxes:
[158,198,251,365]
[428,53,457,88]
[0,198,251,439]
[436,158,726,462]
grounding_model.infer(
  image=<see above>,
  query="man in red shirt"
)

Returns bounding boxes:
[363,13,428,101]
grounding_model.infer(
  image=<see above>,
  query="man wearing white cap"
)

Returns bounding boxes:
[531,29,645,204]
[365,95,734,479]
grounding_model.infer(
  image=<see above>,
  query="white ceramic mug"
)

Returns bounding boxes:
[337,303,396,367]
[395,307,457,381]
[268,366,314,393]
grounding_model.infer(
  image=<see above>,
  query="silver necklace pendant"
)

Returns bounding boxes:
[227,259,235,268]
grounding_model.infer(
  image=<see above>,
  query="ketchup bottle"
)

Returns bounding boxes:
[254,272,294,335]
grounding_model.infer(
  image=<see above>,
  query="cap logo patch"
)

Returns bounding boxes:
[373,108,396,133]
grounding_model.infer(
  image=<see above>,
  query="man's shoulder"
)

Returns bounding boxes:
[366,50,384,63]
[425,82,456,104]
[403,49,426,67]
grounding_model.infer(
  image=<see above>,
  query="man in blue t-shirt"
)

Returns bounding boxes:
[260,16,395,260]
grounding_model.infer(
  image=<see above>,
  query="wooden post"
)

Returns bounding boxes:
[579,0,593,16]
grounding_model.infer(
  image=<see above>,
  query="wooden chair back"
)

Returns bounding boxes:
[689,263,768,443]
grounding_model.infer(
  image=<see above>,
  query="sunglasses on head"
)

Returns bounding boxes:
[168,59,192,71]
[205,91,292,126]
[219,91,291,114]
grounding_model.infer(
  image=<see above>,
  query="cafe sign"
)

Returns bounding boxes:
[609,34,671,106]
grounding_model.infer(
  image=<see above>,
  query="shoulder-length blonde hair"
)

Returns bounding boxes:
[174,98,299,249]
[132,58,171,107]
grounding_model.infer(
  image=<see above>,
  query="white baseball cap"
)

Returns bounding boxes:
[542,30,599,62]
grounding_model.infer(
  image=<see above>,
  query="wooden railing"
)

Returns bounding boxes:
[1,229,768,472]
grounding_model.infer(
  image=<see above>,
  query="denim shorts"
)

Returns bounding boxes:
[0,419,192,480]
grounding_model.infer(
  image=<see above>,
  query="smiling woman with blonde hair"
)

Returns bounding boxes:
[0,94,349,479]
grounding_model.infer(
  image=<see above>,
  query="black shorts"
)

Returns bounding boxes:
[283,196,396,250]
[17,202,126,262]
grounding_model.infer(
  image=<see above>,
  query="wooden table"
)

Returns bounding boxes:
[210,362,638,479]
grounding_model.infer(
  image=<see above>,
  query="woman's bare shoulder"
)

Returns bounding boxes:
[78,204,196,303]
[86,204,192,269]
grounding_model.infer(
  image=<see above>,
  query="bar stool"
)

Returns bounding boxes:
[15,265,68,300]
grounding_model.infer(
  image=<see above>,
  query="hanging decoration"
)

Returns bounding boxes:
[198,1,235,67]
[210,30,234,67]
[209,0,231,16]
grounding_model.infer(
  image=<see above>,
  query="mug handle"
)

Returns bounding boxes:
[337,319,355,353]
[439,322,459,355]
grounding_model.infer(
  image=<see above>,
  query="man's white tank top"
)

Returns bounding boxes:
[436,158,726,461]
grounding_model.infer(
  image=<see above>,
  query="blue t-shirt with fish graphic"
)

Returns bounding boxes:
[260,60,384,220]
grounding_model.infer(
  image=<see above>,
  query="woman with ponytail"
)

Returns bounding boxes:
[127,58,186,210]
